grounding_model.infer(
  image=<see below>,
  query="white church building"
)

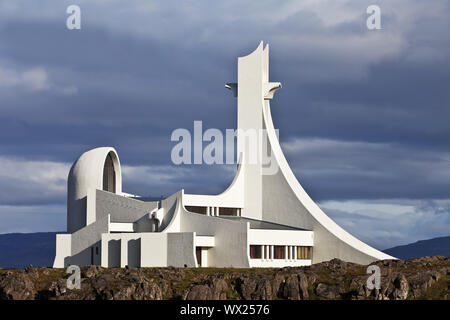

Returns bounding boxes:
[53,43,395,268]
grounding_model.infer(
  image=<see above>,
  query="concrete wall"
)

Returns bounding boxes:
[53,234,72,268]
[69,214,109,266]
[101,232,196,268]
[140,233,168,267]
[167,232,197,267]
[96,189,158,223]
[181,204,250,268]
[248,229,313,246]
[67,147,122,233]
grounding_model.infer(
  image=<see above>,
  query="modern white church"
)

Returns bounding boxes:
[53,43,395,268]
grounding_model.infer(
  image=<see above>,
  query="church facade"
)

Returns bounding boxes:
[53,43,395,268]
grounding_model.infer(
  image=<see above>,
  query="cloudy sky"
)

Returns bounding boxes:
[0,0,449,250]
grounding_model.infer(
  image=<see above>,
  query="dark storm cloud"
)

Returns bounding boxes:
[0,19,236,165]
[283,138,450,201]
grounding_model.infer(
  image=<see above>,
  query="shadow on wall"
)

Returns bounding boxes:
[159,201,177,231]
[68,196,87,233]
[128,239,141,267]
[108,240,120,267]
[134,215,155,232]
[64,246,91,267]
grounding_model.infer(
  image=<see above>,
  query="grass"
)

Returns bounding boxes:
[416,275,450,300]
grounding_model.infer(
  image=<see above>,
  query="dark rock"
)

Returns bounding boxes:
[391,274,409,300]
[0,272,35,300]
[236,277,257,300]
[281,273,309,300]
[315,283,343,299]
[185,285,212,300]
[82,265,102,279]
[0,255,448,300]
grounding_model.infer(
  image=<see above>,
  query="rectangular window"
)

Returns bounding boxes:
[196,247,202,266]
[219,207,241,216]
[249,245,262,259]
[297,246,312,259]
[185,206,207,215]
[274,246,285,259]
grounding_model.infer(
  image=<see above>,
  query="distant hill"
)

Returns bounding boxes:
[0,232,59,269]
[384,236,450,259]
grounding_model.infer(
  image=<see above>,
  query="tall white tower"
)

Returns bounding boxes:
[227,42,393,264]
[227,42,281,220]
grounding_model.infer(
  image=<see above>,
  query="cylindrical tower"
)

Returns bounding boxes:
[67,147,122,233]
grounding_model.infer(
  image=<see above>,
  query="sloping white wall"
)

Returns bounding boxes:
[69,214,110,266]
[261,100,395,264]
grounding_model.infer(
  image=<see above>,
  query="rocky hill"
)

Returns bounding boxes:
[0,256,448,300]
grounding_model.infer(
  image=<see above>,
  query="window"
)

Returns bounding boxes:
[274,246,285,259]
[103,153,116,193]
[219,207,240,216]
[297,246,312,259]
[95,246,99,255]
[185,206,207,215]
[196,247,202,266]
[249,245,262,259]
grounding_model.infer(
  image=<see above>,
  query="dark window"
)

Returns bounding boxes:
[103,153,116,193]
[274,246,285,259]
[196,247,202,266]
[95,246,99,255]
[185,206,207,215]
[219,207,240,216]
[249,245,262,259]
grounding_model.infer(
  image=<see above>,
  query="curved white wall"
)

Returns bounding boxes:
[67,147,122,233]
[261,97,395,264]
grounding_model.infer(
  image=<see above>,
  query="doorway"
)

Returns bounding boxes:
[196,247,202,267]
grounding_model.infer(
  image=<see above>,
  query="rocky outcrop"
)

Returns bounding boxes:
[0,271,35,300]
[0,256,448,300]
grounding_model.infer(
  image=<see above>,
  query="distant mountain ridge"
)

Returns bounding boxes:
[0,232,58,269]
[384,236,450,259]
[0,232,448,268]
